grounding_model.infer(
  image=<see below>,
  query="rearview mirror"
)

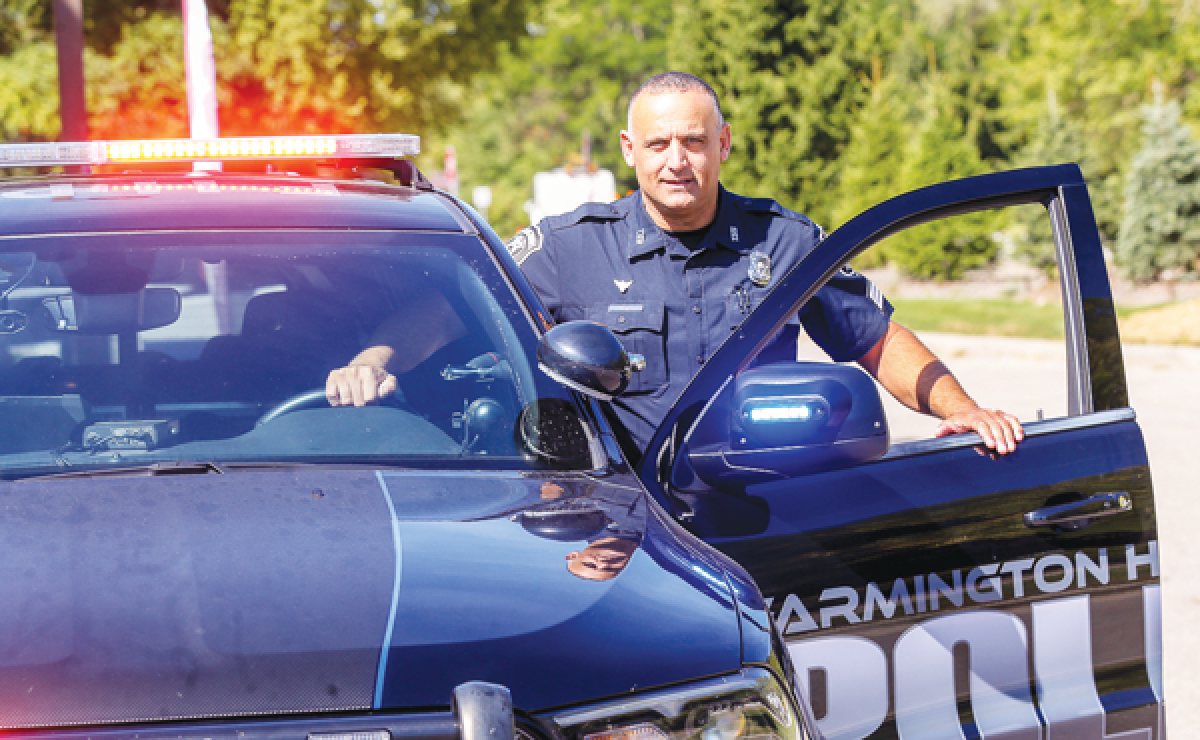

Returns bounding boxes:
[43,288,182,334]
[687,363,889,485]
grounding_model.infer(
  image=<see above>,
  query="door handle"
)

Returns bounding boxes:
[1024,492,1132,529]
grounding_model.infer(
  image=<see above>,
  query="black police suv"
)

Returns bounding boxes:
[0,136,1162,740]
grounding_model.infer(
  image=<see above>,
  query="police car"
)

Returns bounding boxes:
[0,137,1161,740]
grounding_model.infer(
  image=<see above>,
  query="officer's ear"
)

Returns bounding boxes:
[620,129,636,167]
[719,122,731,162]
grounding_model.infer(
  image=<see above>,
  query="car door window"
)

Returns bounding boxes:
[797,204,1070,447]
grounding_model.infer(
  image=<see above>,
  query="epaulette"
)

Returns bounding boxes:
[541,201,624,232]
[738,194,811,224]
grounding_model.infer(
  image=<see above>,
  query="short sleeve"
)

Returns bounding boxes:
[798,265,894,362]
[507,224,562,318]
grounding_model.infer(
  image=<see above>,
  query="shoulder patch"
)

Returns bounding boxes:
[839,263,885,310]
[507,225,544,266]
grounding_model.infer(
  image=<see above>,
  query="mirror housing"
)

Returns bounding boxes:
[537,321,633,400]
[43,288,182,334]
[687,363,889,485]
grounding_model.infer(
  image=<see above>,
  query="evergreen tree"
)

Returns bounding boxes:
[667,0,896,227]
[827,69,912,267]
[875,80,1001,279]
[1013,85,1089,275]
[1116,98,1200,281]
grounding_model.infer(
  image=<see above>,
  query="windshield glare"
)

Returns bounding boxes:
[0,233,591,477]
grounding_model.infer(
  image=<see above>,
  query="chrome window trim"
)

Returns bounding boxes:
[1048,191,1093,415]
[879,407,1136,461]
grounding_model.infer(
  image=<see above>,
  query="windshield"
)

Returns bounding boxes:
[0,230,592,477]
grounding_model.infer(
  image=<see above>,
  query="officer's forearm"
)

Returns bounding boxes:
[858,321,979,419]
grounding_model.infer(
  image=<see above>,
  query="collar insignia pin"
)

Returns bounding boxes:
[636,229,645,245]
[730,226,739,243]
[615,279,633,293]
[749,252,771,287]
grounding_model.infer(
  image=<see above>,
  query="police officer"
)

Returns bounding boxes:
[329,71,1023,462]
[506,71,1023,461]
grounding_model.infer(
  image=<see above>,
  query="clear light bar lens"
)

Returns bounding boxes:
[748,406,812,423]
[0,141,106,167]
[0,134,418,168]
[742,395,827,425]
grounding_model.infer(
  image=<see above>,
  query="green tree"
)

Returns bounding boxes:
[447,0,671,238]
[984,0,1200,242]
[1012,85,1090,274]
[875,81,1001,279]
[668,0,896,227]
[0,0,536,142]
[1116,97,1200,281]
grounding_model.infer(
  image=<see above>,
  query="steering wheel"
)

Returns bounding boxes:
[256,387,411,427]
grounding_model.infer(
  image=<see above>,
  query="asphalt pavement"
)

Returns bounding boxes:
[799,332,1197,735]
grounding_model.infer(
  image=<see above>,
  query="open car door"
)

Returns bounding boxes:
[638,165,1163,740]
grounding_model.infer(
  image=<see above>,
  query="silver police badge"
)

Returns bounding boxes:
[748,251,771,287]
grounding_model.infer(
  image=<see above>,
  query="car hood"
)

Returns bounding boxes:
[0,469,741,728]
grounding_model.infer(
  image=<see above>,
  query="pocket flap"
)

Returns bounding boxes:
[596,301,665,333]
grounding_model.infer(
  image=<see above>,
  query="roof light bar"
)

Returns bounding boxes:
[0,134,420,168]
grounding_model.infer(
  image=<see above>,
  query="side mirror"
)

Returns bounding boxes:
[537,321,642,400]
[687,363,889,485]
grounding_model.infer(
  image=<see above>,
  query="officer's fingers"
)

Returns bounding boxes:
[326,371,342,406]
[378,373,398,399]
[327,369,352,406]
[968,414,999,451]
[359,369,381,405]
[995,412,1018,454]
[985,413,1016,455]
[989,410,1024,454]
[990,419,1013,455]
[348,367,374,407]
[337,372,361,407]
[1007,412,1026,441]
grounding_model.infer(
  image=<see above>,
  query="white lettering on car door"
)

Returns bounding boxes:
[1033,595,1151,740]
[894,611,1040,740]
[788,637,888,740]
[785,588,1161,740]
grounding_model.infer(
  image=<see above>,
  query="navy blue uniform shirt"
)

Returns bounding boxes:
[507,186,893,460]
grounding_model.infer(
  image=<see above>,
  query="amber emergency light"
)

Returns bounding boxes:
[0,134,420,168]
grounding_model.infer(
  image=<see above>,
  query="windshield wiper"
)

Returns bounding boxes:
[19,460,225,481]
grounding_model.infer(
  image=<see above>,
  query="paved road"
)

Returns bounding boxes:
[799,333,1197,735]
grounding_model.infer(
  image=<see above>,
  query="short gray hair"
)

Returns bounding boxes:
[626,72,725,132]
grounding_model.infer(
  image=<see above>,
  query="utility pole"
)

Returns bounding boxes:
[183,0,220,167]
[52,0,88,143]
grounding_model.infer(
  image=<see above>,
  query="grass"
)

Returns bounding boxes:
[890,297,1200,345]
[889,298,1066,339]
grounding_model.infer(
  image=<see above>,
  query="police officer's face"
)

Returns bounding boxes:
[621,89,731,231]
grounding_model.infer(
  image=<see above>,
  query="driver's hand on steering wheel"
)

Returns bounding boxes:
[327,362,397,407]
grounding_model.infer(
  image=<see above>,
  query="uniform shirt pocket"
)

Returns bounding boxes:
[592,301,668,394]
[725,284,771,330]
